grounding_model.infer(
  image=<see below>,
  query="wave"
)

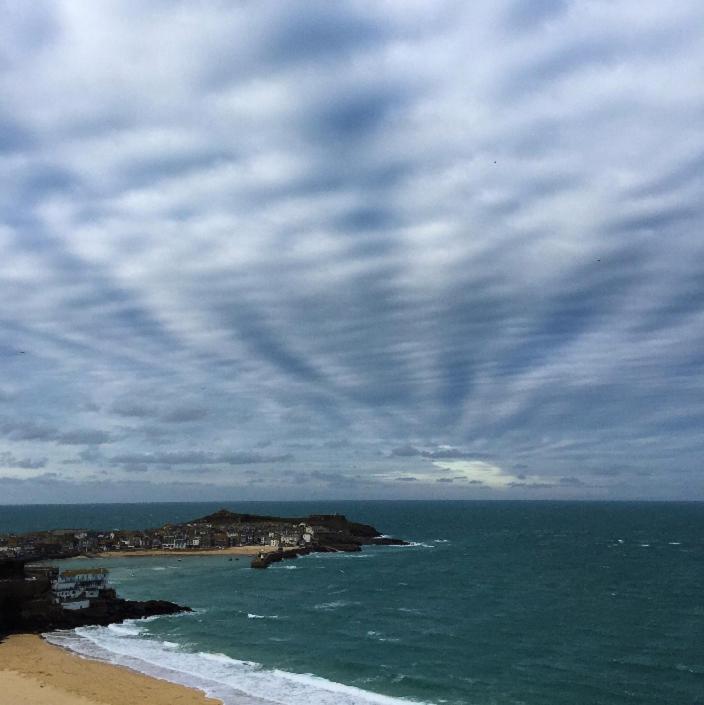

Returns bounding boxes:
[396,542,435,549]
[310,552,371,560]
[313,600,360,611]
[106,621,142,637]
[247,613,280,619]
[366,631,401,643]
[44,624,432,705]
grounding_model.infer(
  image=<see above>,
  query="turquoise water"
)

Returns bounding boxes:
[4,501,704,704]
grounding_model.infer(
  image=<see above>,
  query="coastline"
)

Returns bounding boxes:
[80,545,286,559]
[0,634,221,705]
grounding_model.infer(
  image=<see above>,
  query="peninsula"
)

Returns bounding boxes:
[0,508,408,568]
[0,509,407,704]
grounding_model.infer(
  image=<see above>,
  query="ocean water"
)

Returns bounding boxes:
[3,501,703,705]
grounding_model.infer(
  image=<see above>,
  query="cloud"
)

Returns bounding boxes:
[0,1,703,500]
[390,444,422,457]
[0,419,112,445]
[160,407,208,423]
[56,429,113,445]
[111,401,156,418]
[0,419,57,442]
[430,460,556,489]
[109,450,292,470]
[0,387,15,402]
[390,444,491,460]
[0,451,47,470]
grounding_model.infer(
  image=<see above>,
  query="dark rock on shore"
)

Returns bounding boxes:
[1,556,189,637]
[14,598,190,635]
[250,531,409,568]
[367,537,408,546]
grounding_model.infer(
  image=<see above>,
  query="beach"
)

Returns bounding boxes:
[0,634,220,705]
[89,545,284,559]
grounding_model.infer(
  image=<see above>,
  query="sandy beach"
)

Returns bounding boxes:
[86,545,284,559]
[0,634,220,705]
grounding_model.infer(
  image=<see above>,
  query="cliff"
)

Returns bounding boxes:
[0,558,189,637]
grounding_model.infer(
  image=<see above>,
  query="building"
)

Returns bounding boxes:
[51,568,112,610]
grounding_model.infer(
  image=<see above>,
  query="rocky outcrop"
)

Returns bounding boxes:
[250,533,409,569]
[0,558,189,637]
[366,537,408,546]
[191,509,403,543]
[14,598,190,634]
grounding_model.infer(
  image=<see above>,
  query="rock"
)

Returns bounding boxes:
[6,598,190,635]
[0,557,190,637]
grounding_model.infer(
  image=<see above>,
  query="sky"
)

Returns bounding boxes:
[1,0,703,503]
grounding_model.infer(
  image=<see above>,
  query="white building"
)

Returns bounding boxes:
[51,568,110,610]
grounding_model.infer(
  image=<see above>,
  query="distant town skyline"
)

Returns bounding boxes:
[1,1,703,502]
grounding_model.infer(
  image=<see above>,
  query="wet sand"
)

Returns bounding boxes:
[0,634,221,705]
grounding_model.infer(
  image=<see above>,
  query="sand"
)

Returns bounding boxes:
[0,634,221,705]
[90,545,293,559]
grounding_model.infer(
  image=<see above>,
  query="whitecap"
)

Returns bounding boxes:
[106,621,142,637]
[313,600,358,611]
[395,542,434,549]
[247,613,279,620]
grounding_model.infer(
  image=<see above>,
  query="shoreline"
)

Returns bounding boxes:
[0,634,221,705]
[74,545,288,559]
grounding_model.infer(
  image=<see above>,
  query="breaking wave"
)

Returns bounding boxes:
[44,623,431,705]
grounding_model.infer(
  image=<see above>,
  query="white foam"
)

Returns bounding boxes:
[313,600,358,611]
[106,621,142,637]
[310,552,371,560]
[401,542,434,549]
[247,613,279,620]
[44,626,431,705]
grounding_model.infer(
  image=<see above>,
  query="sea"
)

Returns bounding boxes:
[1,501,702,705]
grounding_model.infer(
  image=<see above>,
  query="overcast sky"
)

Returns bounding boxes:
[1,0,703,503]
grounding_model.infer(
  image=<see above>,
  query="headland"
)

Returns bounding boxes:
[0,506,407,705]
[1,507,408,568]
[1,507,407,633]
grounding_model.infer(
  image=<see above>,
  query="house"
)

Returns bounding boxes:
[51,568,112,610]
[212,532,228,548]
[162,535,176,549]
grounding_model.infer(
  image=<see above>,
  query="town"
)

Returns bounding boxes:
[1,508,407,634]
[0,508,407,561]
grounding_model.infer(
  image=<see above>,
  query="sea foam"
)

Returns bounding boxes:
[44,623,431,705]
